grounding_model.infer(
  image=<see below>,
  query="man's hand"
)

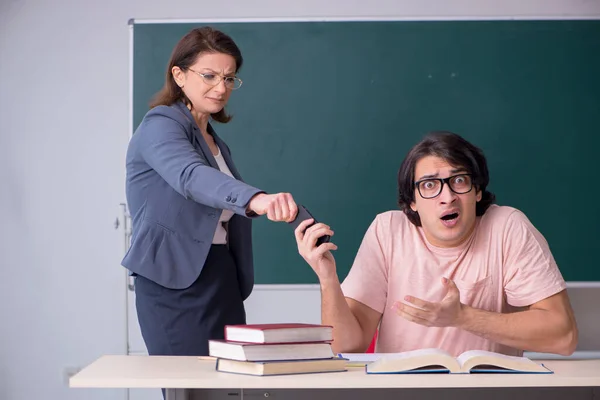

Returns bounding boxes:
[247,193,298,222]
[394,277,464,328]
[294,219,338,282]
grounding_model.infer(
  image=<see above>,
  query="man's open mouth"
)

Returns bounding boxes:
[440,212,459,221]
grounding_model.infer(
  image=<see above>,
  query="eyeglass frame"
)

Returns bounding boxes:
[413,173,475,199]
[187,68,243,90]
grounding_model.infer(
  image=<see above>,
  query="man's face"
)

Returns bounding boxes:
[410,155,482,248]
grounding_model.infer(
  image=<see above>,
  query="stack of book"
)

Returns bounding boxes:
[209,323,347,376]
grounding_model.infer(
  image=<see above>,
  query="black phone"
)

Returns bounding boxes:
[289,205,331,246]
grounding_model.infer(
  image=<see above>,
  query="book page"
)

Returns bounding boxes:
[367,348,460,373]
[338,353,383,364]
[457,350,528,367]
[457,350,547,373]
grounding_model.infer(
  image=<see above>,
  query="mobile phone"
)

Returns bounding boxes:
[289,205,331,246]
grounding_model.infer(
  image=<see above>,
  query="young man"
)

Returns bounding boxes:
[295,131,577,357]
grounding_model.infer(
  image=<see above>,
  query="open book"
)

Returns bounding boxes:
[364,349,552,374]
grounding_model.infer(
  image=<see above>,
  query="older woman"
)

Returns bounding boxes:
[122,26,298,358]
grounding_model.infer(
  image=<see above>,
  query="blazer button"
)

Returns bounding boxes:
[225,196,232,202]
[232,198,237,204]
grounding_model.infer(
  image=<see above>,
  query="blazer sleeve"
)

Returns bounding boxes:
[136,108,263,215]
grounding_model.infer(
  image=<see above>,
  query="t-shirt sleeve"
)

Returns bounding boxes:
[503,209,567,307]
[340,214,389,313]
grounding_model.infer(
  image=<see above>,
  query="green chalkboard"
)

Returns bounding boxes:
[133,20,600,283]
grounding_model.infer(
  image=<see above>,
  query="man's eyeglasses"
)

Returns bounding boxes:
[188,69,243,90]
[414,174,474,199]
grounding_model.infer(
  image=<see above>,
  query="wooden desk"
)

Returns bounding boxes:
[70,355,600,400]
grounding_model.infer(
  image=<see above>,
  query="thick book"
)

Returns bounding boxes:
[208,340,334,361]
[216,357,347,376]
[365,348,553,374]
[224,323,333,344]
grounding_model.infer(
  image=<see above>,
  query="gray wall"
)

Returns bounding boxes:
[1,1,599,400]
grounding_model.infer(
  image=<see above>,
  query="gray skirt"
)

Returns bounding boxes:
[134,244,246,356]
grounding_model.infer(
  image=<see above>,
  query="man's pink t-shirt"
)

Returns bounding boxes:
[340,205,566,357]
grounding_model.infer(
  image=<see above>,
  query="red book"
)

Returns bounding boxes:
[224,323,333,344]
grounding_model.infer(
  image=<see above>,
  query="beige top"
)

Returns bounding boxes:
[212,145,235,244]
[70,355,600,389]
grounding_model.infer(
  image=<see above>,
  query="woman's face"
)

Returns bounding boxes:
[172,52,237,117]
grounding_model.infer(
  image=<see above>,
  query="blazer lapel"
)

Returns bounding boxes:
[174,101,219,169]
[212,129,243,181]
